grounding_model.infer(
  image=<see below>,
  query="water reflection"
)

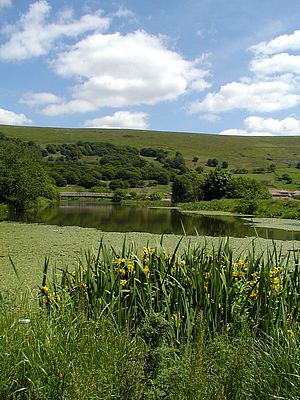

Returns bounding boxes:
[7,201,299,241]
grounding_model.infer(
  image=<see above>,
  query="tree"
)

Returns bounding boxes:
[282,174,293,184]
[0,140,57,211]
[201,169,232,200]
[232,177,271,214]
[206,158,218,167]
[171,174,202,203]
[232,177,271,200]
[221,161,229,169]
[267,164,276,172]
[171,175,194,203]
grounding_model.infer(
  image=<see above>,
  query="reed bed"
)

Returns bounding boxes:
[40,238,300,341]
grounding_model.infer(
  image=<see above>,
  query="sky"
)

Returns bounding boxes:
[1,1,300,136]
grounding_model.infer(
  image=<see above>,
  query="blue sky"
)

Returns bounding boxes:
[1,0,300,136]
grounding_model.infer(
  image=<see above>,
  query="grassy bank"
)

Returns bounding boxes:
[1,301,299,399]
[178,198,300,220]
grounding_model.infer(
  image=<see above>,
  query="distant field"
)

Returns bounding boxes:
[1,125,300,174]
[1,125,299,191]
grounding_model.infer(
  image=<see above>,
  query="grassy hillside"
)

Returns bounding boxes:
[0,125,299,188]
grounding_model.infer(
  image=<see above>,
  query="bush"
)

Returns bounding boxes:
[112,189,127,202]
[149,192,162,201]
[109,180,129,191]
[206,158,218,167]
[221,161,229,169]
[195,166,204,174]
[201,169,232,200]
[171,175,198,203]
[235,198,259,214]
[232,177,271,200]
[282,174,293,184]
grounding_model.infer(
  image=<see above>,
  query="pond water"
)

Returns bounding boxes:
[12,201,300,241]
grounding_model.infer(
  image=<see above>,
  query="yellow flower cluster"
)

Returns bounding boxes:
[115,257,126,265]
[232,258,248,280]
[41,291,61,305]
[114,254,142,286]
[143,265,150,278]
[269,266,282,292]
[42,285,49,294]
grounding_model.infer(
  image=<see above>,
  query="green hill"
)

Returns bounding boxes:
[0,124,299,189]
[1,124,300,165]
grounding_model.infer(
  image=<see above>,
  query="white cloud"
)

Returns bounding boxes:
[191,28,300,119]
[0,0,11,8]
[219,116,300,136]
[113,6,135,19]
[0,107,32,125]
[42,99,95,115]
[219,128,272,136]
[20,91,63,106]
[245,116,300,135]
[250,53,300,76]
[45,30,209,115]
[189,80,300,114]
[0,0,110,61]
[84,111,149,129]
[250,29,300,55]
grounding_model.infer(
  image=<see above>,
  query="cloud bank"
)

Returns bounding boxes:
[41,30,210,115]
[220,116,300,136]
[0,0,11,8]
[0,107,32,125]
[190,28,300,135]
[0,0,109,61]
[85,111,149,129]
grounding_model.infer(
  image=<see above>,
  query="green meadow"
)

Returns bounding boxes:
[1,124,300,174]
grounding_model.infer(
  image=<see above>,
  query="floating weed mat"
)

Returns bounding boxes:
[40,238,300,341]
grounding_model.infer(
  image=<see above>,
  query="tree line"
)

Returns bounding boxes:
[0,133,297,212]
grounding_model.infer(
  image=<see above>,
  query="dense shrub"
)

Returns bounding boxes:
[201,169,232,200]
[0,139,57,210]
[232,176,271,200]
[171,175,197,203]
[206,158,218,167]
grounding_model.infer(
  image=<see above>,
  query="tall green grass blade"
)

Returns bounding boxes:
[8,255,20,282]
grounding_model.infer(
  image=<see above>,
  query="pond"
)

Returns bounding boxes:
[11,201,300,241]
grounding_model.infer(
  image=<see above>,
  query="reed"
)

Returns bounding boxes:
[40,238,300,341]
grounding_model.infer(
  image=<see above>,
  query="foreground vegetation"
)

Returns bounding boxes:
[1,239,300,399]
[1,303,300,399]
[40,239,300,337]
